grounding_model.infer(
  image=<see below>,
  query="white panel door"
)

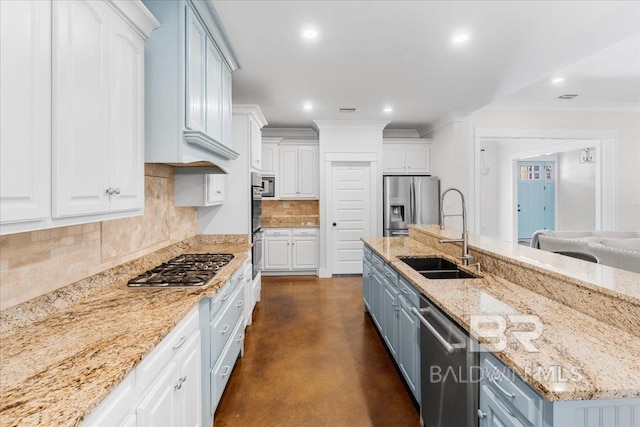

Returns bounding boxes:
[405,145,431,173]
[261,143,277,175]
[221,64,232,146]
[176,332,202,427]
[205,37,222,142]
[136,361,179,427]
[292,236,318,269]
[383,145,405,174]
[0,0,51,223]
[109,16,144,212]
[52,0,110,218]
[331,163,372,274]
[250,119,262,170]
[263,237,290,270]
[297,146,318,198]
[185,7,206,133]
[205,175,225,205]
[279,147,298,198]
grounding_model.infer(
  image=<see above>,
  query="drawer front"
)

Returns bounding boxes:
[398,277,419,307]
[211,316,245,411]
[136,306,199,396]
[211,280,233,319]
[292,228,318,237]
[264,228,292,237]
[371,252,384,271]
[383,263,398,286]
[210,282,244,365]
[363,245,372,261]
[482,353,542,425]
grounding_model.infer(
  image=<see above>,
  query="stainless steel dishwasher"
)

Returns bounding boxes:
[413,295,479,427]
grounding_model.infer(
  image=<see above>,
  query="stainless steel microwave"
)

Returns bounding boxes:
[261,176,275,197]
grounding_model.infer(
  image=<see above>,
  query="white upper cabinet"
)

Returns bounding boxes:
[279,144,318,199]
[0,0,159,235]
[174,173,225,207]
[53,0,147,218]
[383,139,432,175]
[185,7,207,133]
[0,0,51,224]
[250,119,262,170]
[143,0,240,171]
[261,139,281,176]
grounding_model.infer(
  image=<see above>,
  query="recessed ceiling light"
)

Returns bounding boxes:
[383,107,393,113]
[452,33,470,44]
[302,29,318,40]
[303,103,313,111]
[552,77,564,84]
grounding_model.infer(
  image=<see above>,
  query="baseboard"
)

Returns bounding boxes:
[261,270,318,277]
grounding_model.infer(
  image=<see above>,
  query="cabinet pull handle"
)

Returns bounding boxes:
[236,334,244,342]
[172,335,186,350]
[174,380,182,390]
[221,292,230,301]
[221,325,230,334]
[236,300,244,308]
[400,287,410,295]
[180,375,187,383]
[489,377,516,400]
[221,366,231,377]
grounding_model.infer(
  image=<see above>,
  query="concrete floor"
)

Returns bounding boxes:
[214,275,421,427]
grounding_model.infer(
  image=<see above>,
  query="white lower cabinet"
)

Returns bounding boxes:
[136,361,179,427]
[263,228,318,273]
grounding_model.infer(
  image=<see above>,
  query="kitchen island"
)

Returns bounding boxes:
[362,224,640,426]
[0,235,251,427]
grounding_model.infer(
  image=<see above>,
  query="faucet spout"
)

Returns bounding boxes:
[439,188,471,266]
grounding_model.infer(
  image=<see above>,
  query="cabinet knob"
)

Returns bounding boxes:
[217,190,222,194]
[332,222,337,227]
[106,187,114,195]
[114,187,121,195]
[477,410,486,419]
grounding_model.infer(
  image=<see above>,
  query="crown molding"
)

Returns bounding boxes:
[262,127,318,140]
[313,120,390,130]
[232,105,268,128]
[418,111,468,136]
[480,100,640,113]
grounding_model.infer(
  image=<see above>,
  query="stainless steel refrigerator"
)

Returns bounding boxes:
[383,176,440,237]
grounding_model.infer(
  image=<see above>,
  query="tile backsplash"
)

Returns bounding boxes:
[262,200,319,217]
[0,164,197,311]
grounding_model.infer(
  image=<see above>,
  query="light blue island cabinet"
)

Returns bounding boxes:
[362,242,640,427]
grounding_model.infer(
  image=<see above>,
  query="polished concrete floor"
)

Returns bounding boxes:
[214,275,421,427]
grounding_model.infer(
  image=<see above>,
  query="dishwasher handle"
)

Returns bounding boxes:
[412,306,467,354]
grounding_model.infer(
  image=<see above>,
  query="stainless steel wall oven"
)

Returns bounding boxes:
[251,172,263,279]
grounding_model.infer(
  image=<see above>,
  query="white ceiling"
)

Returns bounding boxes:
[213,1,640,129]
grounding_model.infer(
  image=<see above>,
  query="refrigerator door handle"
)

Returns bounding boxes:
[410,178,416,224]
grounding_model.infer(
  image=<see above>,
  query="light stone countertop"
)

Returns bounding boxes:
[0,236,251,427]
[362,235,640,401]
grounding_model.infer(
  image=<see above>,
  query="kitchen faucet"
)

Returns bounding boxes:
[439,188,473,266]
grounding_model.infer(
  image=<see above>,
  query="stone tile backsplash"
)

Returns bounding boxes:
[0,164,197,310]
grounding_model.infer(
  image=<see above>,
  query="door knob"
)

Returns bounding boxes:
[332,222,337,227]
[477,409,486,419]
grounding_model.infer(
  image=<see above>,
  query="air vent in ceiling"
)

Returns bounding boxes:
[558,94,579,100]
[339,107,357,113]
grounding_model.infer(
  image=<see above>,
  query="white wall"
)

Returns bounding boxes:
[198,114,252,235]
[557,149,596,230]
[314,120,387,277]
[426,109,640,234]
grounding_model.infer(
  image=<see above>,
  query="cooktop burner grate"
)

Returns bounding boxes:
[127,253,234,287]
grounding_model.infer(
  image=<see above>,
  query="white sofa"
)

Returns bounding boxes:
[533,230,640,273]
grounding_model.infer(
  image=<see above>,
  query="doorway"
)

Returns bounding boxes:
[516,161,555,239]
[328,162,373,275]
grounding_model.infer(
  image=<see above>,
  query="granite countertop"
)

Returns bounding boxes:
[0,236,251,427]
[362,235,640,401]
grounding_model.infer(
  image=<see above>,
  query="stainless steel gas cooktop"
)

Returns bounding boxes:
[127,253,234,288]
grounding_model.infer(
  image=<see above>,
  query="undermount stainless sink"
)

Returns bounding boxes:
[398,257,479,279]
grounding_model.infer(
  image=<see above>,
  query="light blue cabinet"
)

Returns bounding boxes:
[397,294,420,401]
[382,277,399,360]
[363,244,420,402]
[142,0,239,170]
[480,384,526,427]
